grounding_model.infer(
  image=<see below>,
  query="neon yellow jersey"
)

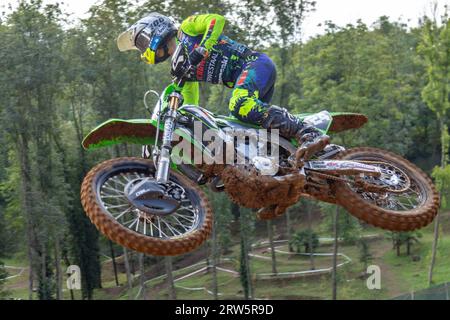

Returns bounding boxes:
[177,14,254,106]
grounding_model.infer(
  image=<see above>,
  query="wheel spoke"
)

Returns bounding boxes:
[156,217,169,238]
[128,218,138,229]
[101,185,124,194]
[143,217,147,235]
[113,207,133,220]
[173,212,195,223]
[120,172,133,183]
[169,215,190,232]
[346,159,424,214]
[104,203,130,210]
[99,168,201,240]
[106,179,126,187]
[160,217,182,237]
[100,194,125,199]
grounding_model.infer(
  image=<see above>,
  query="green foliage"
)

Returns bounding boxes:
[319,203,362,244]
[289,229,319,253]
[418,12,450,166]
[237,205,255,299]
[239,233,250,299]
[418,14,450,119]
[357,238,373,270]
[289,18,430,156]
[0,261,9,299]
[387,231,423,256]
[0,0,448,300]
[432,165,450,209]
[209,192,233,254]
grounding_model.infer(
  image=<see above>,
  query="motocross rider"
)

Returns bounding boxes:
[117,12,330,162]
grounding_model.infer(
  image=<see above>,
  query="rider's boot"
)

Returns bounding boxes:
[261,105,330,162]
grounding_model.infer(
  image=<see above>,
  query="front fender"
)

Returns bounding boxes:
[82,119,159,150]
[82,118,208,166]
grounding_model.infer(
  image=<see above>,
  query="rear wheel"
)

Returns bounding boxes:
[81,157,213,256]
[334,148,439,231]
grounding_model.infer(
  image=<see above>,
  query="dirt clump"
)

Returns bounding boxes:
[221,164,305,210]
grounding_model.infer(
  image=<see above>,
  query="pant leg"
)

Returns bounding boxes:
[228,53,277,124]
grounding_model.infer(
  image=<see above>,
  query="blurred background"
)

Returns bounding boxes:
[0,0,449,300]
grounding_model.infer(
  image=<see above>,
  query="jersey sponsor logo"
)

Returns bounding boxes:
[217,56,229,84]
[237,70,248,86]
[206,52,219,82]
[196,60,206,79]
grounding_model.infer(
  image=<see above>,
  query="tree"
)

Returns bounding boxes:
[332,206,339,300]
[137,253,146,300]
[289,229,319,254]
[0,262,9,299]
[236,204,254,299]
[357,238,373,271]
[165,256,177,300]
[321,203,361,245]
[208,191,233,299]
[306,199,316,270]
[0,0,71,300]
[267,220,278,274]
[387,232,422,256]
[418,9,449,285]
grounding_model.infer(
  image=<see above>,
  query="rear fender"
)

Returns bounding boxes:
[296,112,368,134]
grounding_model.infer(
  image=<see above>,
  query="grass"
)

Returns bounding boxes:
[4,212,450,300]
[383,232,450,294]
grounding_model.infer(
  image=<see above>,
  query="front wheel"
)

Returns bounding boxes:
[334,147,439,231]
[80,157,213,256]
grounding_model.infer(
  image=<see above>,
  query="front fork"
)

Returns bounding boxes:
[155,92,183,183]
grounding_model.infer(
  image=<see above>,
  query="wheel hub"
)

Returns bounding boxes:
[124,178,180,216]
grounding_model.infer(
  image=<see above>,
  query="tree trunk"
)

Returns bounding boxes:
[332,206,340,300]
[138,253,146,300]
[123,247,133,299]
[429,118,446,286]
[307,202,316,270]
[109,241,119,286]
[26,232,35,301]
[54,238,63,300]
[211,217,219,300]
[40,244,47,300]
[62,250,75,300]
[286,211,293,252]
[267,220,277,274]
[238,205,253,299]
[17,133,36,300]
[165,256,177,300]
[244,221,253,299]
[205,242,210,271]
[428,212,440,286]
[396,240,401,257]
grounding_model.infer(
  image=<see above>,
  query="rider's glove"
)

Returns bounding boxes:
[189,47,207,66]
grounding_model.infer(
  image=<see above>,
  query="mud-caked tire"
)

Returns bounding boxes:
[80,157,213,256]
[334,148,439,231]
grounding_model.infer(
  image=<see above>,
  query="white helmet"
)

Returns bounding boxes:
[117,12,177,64]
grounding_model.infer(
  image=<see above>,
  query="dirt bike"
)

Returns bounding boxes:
[80,43,439,256]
